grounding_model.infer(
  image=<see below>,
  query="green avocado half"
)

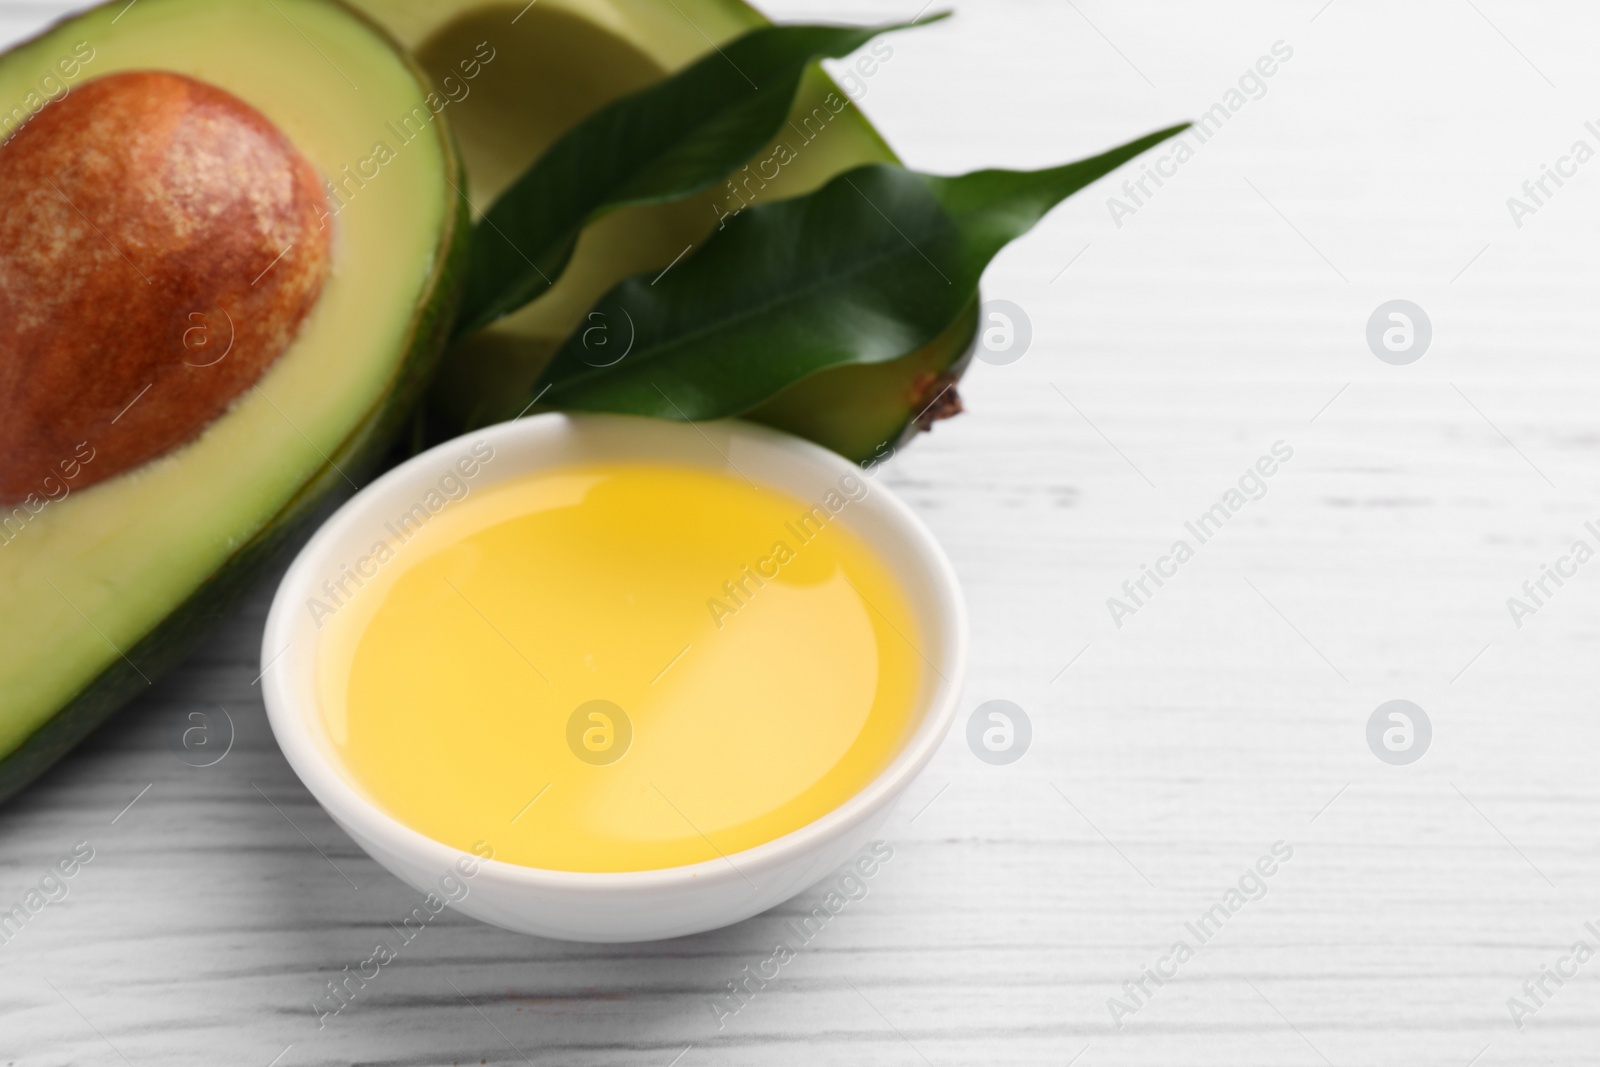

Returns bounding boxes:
[351,0,978,463]
[0,0,468,801]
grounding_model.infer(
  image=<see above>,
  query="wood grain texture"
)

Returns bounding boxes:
[4,0,1600,1063]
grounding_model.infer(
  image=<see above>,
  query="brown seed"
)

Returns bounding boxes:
[0,70,331,505]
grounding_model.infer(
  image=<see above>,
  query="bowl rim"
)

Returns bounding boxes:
[260,412,968,892]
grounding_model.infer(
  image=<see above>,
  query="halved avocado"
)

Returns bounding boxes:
[0,0,467,801]
[352,0,976,462]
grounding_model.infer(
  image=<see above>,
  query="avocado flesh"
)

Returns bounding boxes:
[0,0,465,794]
[353,0,974,454]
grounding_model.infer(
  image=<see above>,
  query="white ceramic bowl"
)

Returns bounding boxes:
[260,413,967,942]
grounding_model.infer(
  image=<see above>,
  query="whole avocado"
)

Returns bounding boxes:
[353,0,976,463]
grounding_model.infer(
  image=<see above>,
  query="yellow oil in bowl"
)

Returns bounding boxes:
[315,461,923,873]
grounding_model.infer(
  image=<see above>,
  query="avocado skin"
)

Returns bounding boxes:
[744,299,979,465]
[0,0,473,804]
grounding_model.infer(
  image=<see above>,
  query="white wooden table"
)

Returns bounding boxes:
[5,0,1599,1063]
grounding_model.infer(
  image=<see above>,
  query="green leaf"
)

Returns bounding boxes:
[535,124,1189,418]
[455,16,947,337]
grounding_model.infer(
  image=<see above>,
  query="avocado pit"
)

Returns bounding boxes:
[0,70,330,504]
